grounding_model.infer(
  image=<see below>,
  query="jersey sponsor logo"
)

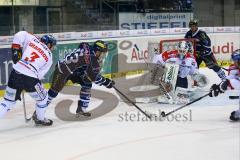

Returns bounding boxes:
[166,66,174,81]
[29,42,48,62]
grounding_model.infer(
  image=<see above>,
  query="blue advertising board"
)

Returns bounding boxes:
[119,12,193,30]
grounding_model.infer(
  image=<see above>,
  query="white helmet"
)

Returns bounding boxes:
[178,41,190,59]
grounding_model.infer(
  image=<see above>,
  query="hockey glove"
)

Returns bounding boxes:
[12,44,22,64]
[102,78,115,89]
[209,80,228,97]
[12,49,22,64]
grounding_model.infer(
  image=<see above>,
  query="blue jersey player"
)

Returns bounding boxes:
[185,19,226,80]
[47,40,115,117]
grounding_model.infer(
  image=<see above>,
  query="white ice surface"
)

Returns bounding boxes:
[0,68,239,160]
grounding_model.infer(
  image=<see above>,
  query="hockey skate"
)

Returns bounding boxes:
[32,111,53,126]
[229,111,240,121]
[76,103,91,117]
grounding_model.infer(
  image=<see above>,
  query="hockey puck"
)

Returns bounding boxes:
[161,111,166,117]
[229,96,239,99]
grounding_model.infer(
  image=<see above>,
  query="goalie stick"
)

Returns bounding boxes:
[22,92,32,122]
[160,92,209,117]
[158,81,173,100]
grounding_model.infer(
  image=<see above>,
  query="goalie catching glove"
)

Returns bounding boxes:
[209,80,228,97]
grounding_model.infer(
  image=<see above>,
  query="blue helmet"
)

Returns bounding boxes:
[93,40,108,52]
[231,49,240,61]
[41,35,57,47]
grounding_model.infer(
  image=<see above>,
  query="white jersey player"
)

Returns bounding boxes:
[0,31,56,126]
[152,41,208,104]
[152,41,207,88]
[209,49,240,121]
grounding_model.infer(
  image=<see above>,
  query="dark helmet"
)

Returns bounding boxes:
[189,19,198,27]
[41,35,57,47]
[231,49,240,61]
[93,40,108,52]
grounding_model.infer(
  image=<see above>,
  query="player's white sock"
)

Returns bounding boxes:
[82,107,88,112]
[35,104,47,121]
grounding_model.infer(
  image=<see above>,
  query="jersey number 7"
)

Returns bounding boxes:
[24,52,40,62]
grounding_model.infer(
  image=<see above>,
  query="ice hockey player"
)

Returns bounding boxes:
[209,49,240,121]
[0,31,57,126]
[152,41,208,104]
[47,40,115,117]
[185,19,226,81]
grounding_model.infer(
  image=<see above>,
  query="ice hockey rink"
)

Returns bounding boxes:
[0,68,239,160]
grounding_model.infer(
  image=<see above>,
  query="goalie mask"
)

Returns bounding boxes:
[231,49,240,67]
[178,41,190,59]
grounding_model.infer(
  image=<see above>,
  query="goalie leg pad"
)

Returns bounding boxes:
[157,95,174,104]
[150,64,165,85]
[162,63,179,91]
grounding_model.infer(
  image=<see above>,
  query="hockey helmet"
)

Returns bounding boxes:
[41,35,57,48]
[178,41,190,59]
[93,40,108,53]
[189,19,198,27]
[231,49,240,62]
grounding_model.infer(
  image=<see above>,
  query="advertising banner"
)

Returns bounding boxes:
[54,41,118,75]
[117,33,240,67]
[119,12,193,30]
[0,32,239,91]
[0,48,13,90]
[0,0,39,6]
[210,33,240,66]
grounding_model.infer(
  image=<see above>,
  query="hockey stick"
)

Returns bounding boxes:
[158,81,173,100]
[22,92,32,122]
[113,86,152,119]
[160,92,209,117]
